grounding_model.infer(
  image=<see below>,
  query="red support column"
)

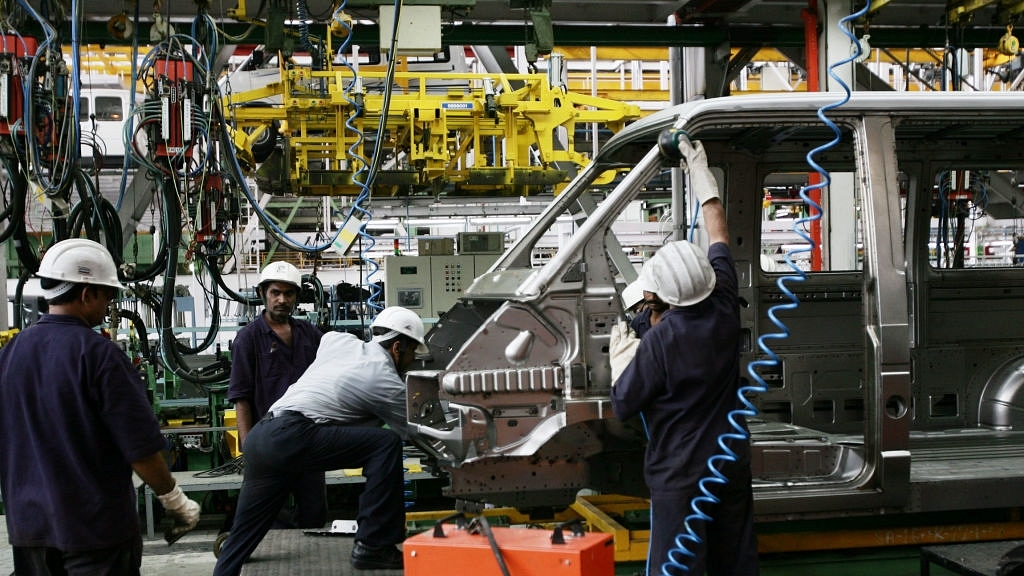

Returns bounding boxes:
[802,1,824,272]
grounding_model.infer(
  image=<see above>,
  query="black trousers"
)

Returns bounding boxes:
[213,411,405,576]
[12,535,142,576]
[647,455,759,576]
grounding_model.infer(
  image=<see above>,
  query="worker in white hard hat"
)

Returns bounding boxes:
[0,238,200,575]
[621,279,645,316]
[616,278,657,352]
[610,136,759,576]
[226,260,325,530]
[622,276,668,340]
[214,306,427,574]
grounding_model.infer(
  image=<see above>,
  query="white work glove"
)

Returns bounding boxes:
[157,484,201,544]
[609,321,641,386]
[678,138,721,206]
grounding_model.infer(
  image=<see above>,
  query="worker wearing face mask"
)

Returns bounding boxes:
[609,137,759,576]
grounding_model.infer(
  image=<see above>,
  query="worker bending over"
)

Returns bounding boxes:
[213,306,427,574]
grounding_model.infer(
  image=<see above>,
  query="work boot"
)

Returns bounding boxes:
[350,541,403,570]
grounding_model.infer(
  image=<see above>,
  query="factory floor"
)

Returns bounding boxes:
[0,514,958,576]
[0,518,221,575]
[0,517,403,575]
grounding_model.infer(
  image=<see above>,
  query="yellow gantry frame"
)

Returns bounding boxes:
[222,67,641,196]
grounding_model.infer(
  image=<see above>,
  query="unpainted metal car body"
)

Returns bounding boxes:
[407,91,1024,520]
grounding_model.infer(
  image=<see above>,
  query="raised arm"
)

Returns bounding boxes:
[676,137,729,248]
[702,198,729,247]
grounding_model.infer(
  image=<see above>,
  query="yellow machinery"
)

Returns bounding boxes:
[223,66,641,196]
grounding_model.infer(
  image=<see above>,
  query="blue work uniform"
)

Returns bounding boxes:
[630,306,653,339]
[611,243,758,576]
[227,313,322,421]
[0,315,166,553]
[227,313,324,529]
[213,332,407,576]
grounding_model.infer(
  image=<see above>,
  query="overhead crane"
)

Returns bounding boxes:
[222,64,641,197]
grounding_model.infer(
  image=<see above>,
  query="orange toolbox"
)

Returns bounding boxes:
[404,514,614,576]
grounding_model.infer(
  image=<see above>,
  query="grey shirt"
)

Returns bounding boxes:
[268,332,409,439]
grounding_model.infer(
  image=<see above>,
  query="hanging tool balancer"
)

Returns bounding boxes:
[0,35,38,138]
[152,57,197,162]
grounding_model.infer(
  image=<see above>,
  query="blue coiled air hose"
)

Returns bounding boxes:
[653,3,871,573]
[334,0,404,316]
[333,0,378,314]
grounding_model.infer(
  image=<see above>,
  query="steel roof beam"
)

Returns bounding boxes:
[57,21,1008,49]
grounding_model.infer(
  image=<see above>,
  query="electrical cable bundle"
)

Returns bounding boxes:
[935,170,989,268]
[17,0,73,197]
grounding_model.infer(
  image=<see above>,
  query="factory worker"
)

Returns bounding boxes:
[213,306,428,575]
[609,137,759,576]
[227,260,325,528]
[622,279,645,318]
[610,280,652,385]
[622,277,667,341]
[0,238,200,575]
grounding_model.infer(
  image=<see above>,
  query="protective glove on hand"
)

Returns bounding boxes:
[677,138,721,206]
[609,321,641,386]
[157,484,201,544]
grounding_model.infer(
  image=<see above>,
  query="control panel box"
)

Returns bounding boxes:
[385,253,497,319]
[458,231,505,255]
[385,256,432,313]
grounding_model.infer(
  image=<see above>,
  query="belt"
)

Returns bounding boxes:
[266,410,308,421]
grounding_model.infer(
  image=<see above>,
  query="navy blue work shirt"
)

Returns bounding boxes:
[629,306,653,339]
[227,314,322,420]
[0,314,167,550]
[611,243,748,495]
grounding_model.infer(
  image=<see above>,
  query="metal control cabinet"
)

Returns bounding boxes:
[385,253,497,318]
[384,255,433,314]
[473,253,501,276]
[429,255,475,316]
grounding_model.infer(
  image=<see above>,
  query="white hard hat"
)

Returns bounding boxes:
[621,280,644,311]
[370,306,428,353]
[637,240,716,307]
[259,261,302,290]
[760,253,779,273]
[37,238,124,299]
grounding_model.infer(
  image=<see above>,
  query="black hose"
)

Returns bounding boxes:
[12,270,30,330]
[116,307,151,358]
[10,164,40,274]
[467,517,511,576]
[156,174,229,387]
[206,253,260,306]
[301,273,330,331]
[175,255,222,355]
[68,180,121,249]
[0,156,21,243]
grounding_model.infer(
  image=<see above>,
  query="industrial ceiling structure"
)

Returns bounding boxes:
[34,0,1024,49]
